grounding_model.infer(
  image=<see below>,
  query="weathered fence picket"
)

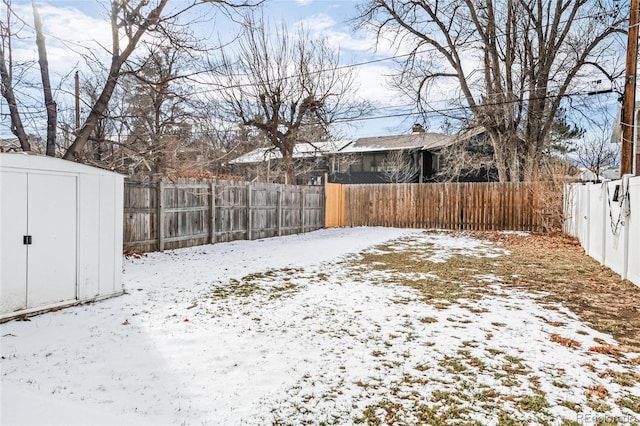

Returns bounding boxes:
[123,178,324,252]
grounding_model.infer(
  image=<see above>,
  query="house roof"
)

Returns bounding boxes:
[339,132,455,154]
[578,167,620,181]
[610,101,640,143]
[229,127,487,164]
[229,140,352,164]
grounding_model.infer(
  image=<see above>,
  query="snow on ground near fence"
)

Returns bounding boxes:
[1,227,639,425]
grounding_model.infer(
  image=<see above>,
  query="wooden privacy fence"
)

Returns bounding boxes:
[124,179,324,252]
[324,183,345,228]
[327,182,559,232]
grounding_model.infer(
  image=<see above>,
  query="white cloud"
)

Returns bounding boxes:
[294,13,335,33]
[9,3,112,77]
[295,0,313,5]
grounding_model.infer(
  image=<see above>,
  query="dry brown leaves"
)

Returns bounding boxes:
[588,345,621,357]
[123,249,145,259]
[446,230,640,352]
[550,333,581,349]
[585,384,609,399]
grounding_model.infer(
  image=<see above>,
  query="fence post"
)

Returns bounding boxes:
[323,174,328,229]
[209,181,216,244]
[247,182,253,240]
[300,186,305,233]
[277,186,283,236]
[321,185,326,229]
[157,180,165,251]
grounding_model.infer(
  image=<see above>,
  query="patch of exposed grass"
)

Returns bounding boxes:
[558,420,581,426]
[439,355,467,374]
[211,278,260,299]
[617,395,640,413]
[501,377,521,387]
[355,241,502,307]
[552,380,570,389]
[501,360,530,376]
[496,412,528,426]
[474,389,499,402]
[414,363,431,372]
[517,394,550,413]
[413,403,480,426]
[586,398,611,413]
[211,268,303,301]
[558,400,581,412]
[603,370,640,387]
[431,390,453,403]
[504,355,524,363]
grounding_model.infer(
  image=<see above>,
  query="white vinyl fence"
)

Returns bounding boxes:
[564,175,639,287]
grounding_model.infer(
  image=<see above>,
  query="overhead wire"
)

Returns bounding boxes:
[2,3,629,133]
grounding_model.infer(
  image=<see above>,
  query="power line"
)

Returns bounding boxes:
[330,88,618,125]
[134,8,628,93]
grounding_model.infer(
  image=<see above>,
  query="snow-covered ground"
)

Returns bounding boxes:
[1,227,639,425]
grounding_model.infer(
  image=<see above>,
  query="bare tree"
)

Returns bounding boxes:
[576,134,619,181]
[63,0,186,161]
[115,44,202,175]
[0,0,30,151]
[31,0,56,156]
[381,149,420,183]
[1,0,258,162]
[435,134,496,182]
[210,16,371,184]
[356,0,626,182]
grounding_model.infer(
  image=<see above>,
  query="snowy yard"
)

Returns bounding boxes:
[1,227,639,425]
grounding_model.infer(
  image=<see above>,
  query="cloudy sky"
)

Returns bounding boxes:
[2,0,426,141]
[0,0,626,143]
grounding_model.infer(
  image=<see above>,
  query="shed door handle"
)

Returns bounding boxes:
[23,235,32,245]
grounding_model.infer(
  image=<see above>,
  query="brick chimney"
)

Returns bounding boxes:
[412,123,425,133]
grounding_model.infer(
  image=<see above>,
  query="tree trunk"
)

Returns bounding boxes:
[280,149,295,185]
[32,1,56,156]
[0,19,30,151]
[63,0,169,161]
[63,66,121,161]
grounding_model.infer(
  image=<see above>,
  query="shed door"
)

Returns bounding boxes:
[26,173,77,308]
[0,171,29,313]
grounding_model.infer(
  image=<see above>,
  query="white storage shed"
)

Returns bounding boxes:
[0,153,124,320]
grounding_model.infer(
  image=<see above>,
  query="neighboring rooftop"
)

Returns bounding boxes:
[229,140,352,164]
[228,126,488,164]
[339,132,454,154]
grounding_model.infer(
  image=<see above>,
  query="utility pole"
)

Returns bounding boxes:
[621,0,639,176]
[75,71,80,132]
